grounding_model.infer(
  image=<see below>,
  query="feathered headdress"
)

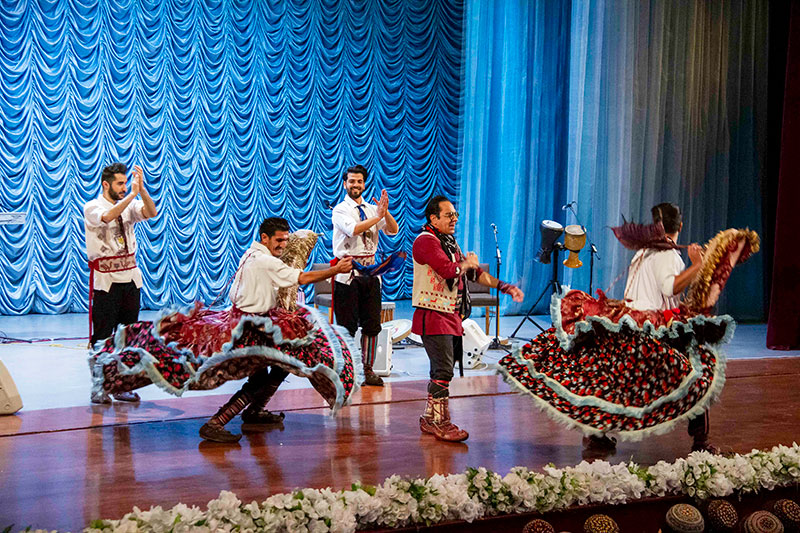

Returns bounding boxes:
[611,216,679,251]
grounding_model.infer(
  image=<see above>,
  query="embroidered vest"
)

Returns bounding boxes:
[412,232,460,314]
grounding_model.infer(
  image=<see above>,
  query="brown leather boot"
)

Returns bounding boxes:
[688,411,718,453]
[362,365,384,386]
[691,437,720,454]
[419,395,468,442]
[361,335,384,386]
[199,421,241,443]
[113,391,140,402]
[200,389,251,443]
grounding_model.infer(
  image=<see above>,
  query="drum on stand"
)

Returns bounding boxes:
[563,224,586,268]
[536,220,564,264]
[380,301,395,323]
[382,319,412,344]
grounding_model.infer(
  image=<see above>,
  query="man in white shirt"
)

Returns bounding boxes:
[331,165,399,386]
[621,202,714,452]
[84,162,157,404]
[200,217,353,443]
[623,203,703,311]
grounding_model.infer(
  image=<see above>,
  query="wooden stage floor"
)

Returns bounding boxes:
[1,357,799,531]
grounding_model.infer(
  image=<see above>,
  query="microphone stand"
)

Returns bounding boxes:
[488,223,509,352]
[589,243,600,295]
[565,203,600,295]
[509,243,563,340]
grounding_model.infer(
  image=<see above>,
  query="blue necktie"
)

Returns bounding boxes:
[356,205,367,245]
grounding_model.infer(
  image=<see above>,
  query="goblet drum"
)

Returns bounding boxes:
[563,224,586,268]
[536,220,564,264]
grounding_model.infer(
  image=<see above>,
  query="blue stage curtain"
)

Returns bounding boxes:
[0,0,464,314]
[458,0,571,316]
[460,0,768,319]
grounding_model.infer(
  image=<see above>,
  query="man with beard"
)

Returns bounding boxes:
[84,162,157,403]
[331,164,399,386]
[412,195,523,441]
[199,217,353,442]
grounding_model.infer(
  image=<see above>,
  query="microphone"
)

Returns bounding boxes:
[561,201,576,211]
[324,200,334,211]
[490,222,501,263]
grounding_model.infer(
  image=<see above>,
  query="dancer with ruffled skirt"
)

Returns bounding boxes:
[497,203,759,454]
[89,217,359,443]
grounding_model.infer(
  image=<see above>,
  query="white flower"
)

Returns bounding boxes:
[45,442,800,532]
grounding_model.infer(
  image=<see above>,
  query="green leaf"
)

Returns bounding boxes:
[408,482,427,502]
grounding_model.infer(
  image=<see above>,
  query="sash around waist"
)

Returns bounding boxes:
[89,253,137,273]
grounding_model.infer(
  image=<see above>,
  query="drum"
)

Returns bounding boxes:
[563,224,586,268]
[380,301,395,323]
[382,319,412,344]
[536,220,564,264]
[462,319,491,369]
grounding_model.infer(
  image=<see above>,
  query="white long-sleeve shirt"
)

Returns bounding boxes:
[83,195,147,292]
[229,242,302,313]
[623,248,684,311]
[331,195,396,284]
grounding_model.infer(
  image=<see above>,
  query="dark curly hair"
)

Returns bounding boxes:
[424,195,450,224]
[342,164,368,182]
[258,216,290,238]
[101,162,127,186]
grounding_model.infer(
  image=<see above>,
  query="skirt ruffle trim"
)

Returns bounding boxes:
[550,287,736,352]
[495,354,727,442]
[88,304,360,415]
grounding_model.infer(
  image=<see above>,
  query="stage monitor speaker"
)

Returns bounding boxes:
[0,360,23,415]
[354,327,393,377]
[462,319,491,369]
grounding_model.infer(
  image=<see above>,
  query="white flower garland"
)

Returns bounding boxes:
[19,442,800,533]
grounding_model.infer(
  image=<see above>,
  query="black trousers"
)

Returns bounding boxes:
[91,282,141,345]
[422,334,463,396]
[687,410,710,439]
[242,366,290,395]
[333,276,382,338]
